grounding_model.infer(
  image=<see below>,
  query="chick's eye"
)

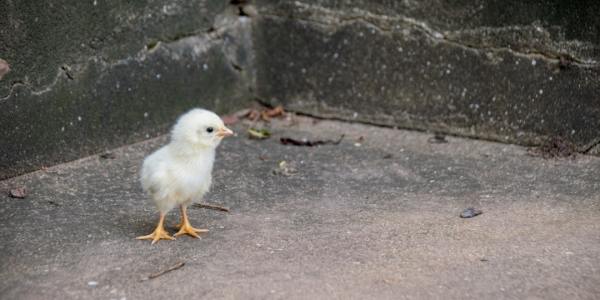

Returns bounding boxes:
[206,127,214,133]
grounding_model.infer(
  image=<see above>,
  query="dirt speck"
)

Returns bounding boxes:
[428,133,448,144]
[9,187,27,199]
[528,137,577,159]
[99,152,116,159]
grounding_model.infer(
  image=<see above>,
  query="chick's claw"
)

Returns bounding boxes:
[174,204,208,238]
[174,224,208,238]
[136,227,175,244]
[136,213,175,244]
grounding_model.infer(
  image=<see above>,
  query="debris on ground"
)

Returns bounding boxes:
[192,203,230,212]
[261,105,285,121]
[223,108,269,125]
[527,136,577,159]
[460,207,483,218]
[383,153,393,159]
[284,113,300,127]
[280,135,344,147]
[428,133,448,144]
[247,128,271,140]
[141,262,185,281]
[99,152,116,159]
[241,105,287,122]
[272,161,297,177]
[8,187,26,199]
[47,200,61,206]
[244,109,262,121]
[354,136,364,147]
[222,114,240,125]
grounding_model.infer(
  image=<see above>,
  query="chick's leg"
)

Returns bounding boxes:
[175,205,208,238]
[136,212,175,244]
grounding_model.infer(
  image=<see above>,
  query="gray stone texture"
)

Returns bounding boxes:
[253,1,600,151]
[0,1,254,179]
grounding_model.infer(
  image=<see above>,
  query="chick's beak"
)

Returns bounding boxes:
[216,126,234,138]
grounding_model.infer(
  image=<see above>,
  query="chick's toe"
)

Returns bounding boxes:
[136,213,175,244]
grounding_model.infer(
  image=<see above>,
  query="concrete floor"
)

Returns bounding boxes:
[1,115,599,300]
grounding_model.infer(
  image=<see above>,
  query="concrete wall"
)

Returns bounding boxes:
[0,1,254,179]
[1,0,599,178]
[253,0,600,151]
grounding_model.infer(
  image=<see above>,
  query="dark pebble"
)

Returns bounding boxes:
[428,133,448,144]
[460,207,482,218]
[99,152,116,159]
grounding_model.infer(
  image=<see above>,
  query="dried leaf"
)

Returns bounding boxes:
[243,109,261,121]
[280,135,344,147]
[222,114,239,125]
[247,128,271,140]
[9,187,26,199]
[263,105,285,118]
[0,59,10,80]
[232,108,251,117]
[260,111,271,122]
[261,106,286,122]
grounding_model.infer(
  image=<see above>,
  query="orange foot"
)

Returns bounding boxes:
[175,222,209,238]
[136,213,175,244]
[175,205,208,238]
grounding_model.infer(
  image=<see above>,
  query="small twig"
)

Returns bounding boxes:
[192,203,230,212]
[280,134,345,146]
[141,262,185,281]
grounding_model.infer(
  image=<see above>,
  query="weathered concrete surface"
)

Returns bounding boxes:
[3,0,599,179]
[1,116,599,299]
[0,1,254,179]
[254,1,600,153]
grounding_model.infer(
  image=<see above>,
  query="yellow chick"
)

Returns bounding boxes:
[137,108,233,244]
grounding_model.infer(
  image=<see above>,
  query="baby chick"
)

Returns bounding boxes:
[137,108,233,244]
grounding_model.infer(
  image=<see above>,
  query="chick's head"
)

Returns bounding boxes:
[170,108,234,148]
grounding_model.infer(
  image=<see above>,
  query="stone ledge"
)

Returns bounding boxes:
[253,1,600,152]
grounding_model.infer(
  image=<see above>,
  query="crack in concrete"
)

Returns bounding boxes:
[0,12,247,103]
[578,137,600,154]
[261,2,598,68]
